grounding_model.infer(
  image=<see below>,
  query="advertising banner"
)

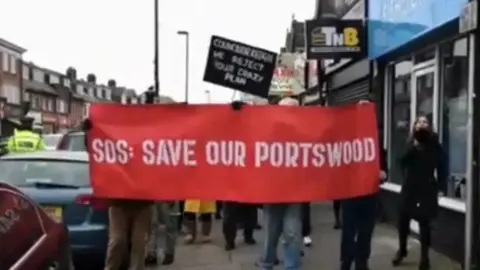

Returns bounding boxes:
[305,18,366,59]
[203,35,277,98]
[88,103,380,203]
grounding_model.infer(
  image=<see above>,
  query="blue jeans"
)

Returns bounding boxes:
[258,203,302,270]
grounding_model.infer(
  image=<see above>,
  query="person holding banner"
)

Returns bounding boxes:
[391,115,445,270]
[222,202,257,250]
[340,100,388,270]
[82,119,153,270]
[256,97,303,270]
[183,200,215,243]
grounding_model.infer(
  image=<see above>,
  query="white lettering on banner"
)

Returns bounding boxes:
[205,140,246,167]
[254,138,375,168]
[91,137,377,169]
[92,139,130,165]
[142,139,197,166]
[213,38,275,63]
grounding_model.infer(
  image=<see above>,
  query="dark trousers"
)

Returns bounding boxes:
[333,200,342,223]
[301,203,311,236]
[398,210,431,259]
[222,202,256,244]
[341,195,377,268]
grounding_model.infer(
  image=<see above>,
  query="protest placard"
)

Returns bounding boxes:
[203,35,277,98]
[88,103,380,203]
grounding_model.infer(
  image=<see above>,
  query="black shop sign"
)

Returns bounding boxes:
[305,19,366,59]
[203,35,277,98]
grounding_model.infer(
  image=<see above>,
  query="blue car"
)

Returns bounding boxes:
[0,151,109,267]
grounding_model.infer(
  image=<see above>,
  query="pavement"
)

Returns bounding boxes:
[150,204,461,270]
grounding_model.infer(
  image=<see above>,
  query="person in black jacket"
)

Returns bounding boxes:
[340,99,388,270]
[392,115,445,270]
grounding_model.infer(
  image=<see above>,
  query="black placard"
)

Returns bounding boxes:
[305,19,366,59]
[203,35,277,98]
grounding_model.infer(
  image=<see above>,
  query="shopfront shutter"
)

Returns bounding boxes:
[328,79,369,105]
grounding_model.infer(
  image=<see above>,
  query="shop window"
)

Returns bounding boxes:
[389,58,413,185]
[440,37,469,200]
[415,72,434,122]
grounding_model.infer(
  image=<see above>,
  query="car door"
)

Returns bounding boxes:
[0,182,67,270]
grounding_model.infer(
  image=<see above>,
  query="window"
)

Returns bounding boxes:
[83,103,90,117]
[33,69,44,82]
[2,84,21,104]
[56,99,66,113]
[76,84,83,94]
[440,38,469,200]
[49,74,60,84]
[389,58,413,185]
[105,89,112,100]
[96,88,103,98]
[2,52,8,71]
[63,78,71,88]
[23,91,30,102]
[42,98,48,111]
[31,95,41,109]
[88,87,94,97]
[23,65,30,79]
[9,56,16,74]
[47,99,54,112]
[0,160,89,187]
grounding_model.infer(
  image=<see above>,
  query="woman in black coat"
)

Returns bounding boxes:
[392,116,446,270]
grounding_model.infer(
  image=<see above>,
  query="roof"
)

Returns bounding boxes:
[0,38,26,53]
[23,79,58,96]
[1,151,88,162]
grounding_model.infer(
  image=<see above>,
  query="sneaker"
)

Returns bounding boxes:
[184,234,195,244]
[225,242,236,251]
[245,237,257,245]
[303,236,312,247]
[162,253,174,265]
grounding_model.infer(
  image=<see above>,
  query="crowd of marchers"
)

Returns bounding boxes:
[0,95,445,270]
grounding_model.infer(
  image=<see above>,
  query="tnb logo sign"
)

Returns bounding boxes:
[306,19,365,59]
[314,27,359,47]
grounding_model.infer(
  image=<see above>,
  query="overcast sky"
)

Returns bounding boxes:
[0,0,315,103]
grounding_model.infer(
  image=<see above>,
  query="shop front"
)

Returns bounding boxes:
[368,0,475,265]
[57,114,69,133]
[42,113,57,134]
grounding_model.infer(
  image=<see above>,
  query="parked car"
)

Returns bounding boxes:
[57,131,86,151]
[0,151,108,268]
[0,181,73,269]
[43,134,63,151]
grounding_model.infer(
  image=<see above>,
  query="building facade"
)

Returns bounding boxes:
[367,0,476,266]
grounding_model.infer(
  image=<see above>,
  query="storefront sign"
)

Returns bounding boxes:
[305,18,366,59]
[460,0,477,33]
[203,35,277,98]
[368,0,468,58]
[269,67,295,94]
[42,113,56,123]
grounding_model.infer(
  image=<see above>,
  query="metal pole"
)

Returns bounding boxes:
[185,33,190,104]
[154,0,160,97]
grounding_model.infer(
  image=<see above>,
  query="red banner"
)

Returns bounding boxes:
[89,103,380,203]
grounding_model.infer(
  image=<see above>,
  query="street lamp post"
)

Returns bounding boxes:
[177,30,189,104]
[153,0,160,99]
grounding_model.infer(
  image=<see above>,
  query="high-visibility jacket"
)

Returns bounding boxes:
[7,130,46,153]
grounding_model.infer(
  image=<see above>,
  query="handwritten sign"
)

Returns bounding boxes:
[203,35,277,98]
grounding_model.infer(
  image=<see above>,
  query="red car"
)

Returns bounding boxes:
[0,181,73,270]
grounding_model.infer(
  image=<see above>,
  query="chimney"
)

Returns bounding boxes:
[107,79,116,88]
[66,67,77,80]
[87,73,96,84]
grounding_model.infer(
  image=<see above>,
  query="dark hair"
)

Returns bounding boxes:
[408,115,433,144]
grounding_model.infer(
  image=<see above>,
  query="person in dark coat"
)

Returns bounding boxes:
[222,202,257,250]
[340,99,388,270]
[391,115,445,270]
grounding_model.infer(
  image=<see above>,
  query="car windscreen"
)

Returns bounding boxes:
[43,135,61,147]
[0,159,90,187]
[63,133,86,151]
